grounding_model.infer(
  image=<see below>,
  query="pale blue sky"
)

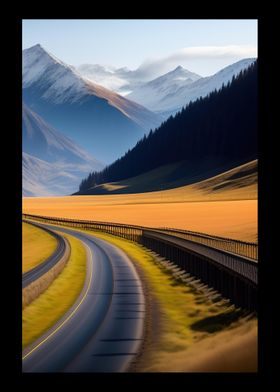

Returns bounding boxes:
[22,19,258,76]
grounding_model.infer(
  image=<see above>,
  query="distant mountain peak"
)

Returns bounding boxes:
[27,43,43,51]
[24,43,65,67]
[174,65,184,71]
[144,66,201,88]
[127,58,256,112]
[168,65,201,77]
[127,65,201,110]
[30,43,43,50]
[23,45,94,103]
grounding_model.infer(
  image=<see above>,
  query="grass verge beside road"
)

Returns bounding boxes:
[22,232,86,349]
[22,222,58,273]
[23,221,257,371]
[70,228,257,372]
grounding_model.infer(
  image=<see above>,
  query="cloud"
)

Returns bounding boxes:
[135,45,258,79]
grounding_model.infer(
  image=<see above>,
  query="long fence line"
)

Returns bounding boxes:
[23,213,258,310]
[22,214,257,261]
[157,227,258,260]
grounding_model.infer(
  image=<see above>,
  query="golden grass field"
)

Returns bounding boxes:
[23,199,257,242]
[22,222,58,273]
[75,229,257,372]
[22,232,86,348]
[22,161,257,242]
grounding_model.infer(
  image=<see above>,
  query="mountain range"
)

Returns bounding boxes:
[23,44,257,197]
[127,66,201,112]
[127,58,255,114]
[77,58,256,116]
[23,44,161,164]
[78,61,257,195]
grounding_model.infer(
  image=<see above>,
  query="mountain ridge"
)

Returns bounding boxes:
[128,58,256,113]
[23,44,162,163]
[22,104,104,196]
[78,61,257,194]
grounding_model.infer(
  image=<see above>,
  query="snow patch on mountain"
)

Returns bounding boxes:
[23,44,89,103]
[127,65,202,111]
[76,64,146,95]
[23,45,161,133]
[127,59,256,113]
[77,64,128,92]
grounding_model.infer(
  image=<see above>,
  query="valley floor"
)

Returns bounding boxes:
[23,160,257,242]
[23,198,257,242]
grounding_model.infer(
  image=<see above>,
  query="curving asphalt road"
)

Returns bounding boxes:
[22,223,145,373]
[22,221,67,288]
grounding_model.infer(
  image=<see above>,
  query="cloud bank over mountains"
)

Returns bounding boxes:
[134,45,258,80]
[77,45,258,94]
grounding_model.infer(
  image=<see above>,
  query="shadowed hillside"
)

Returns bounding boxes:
[76,159,257,197]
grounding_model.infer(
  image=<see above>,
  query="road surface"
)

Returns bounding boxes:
[22,223,145,372]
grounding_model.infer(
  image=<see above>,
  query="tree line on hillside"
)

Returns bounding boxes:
[78,61,257,193]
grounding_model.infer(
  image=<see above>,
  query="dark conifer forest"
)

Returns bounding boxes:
[78,61,257,193]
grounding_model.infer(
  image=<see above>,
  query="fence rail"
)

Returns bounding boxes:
[22,214,257,260]
[22,213,258,310]
[157,227,258,260]
[143,230,258,285]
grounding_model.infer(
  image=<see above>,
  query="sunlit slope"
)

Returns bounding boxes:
[22,222,58,273]
[169,159,257,202]
[76,160,257,202]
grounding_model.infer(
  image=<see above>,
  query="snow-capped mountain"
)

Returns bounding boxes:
[77,58,256,116]
[23,44,162,163]
[23,44,88,104]
[76,64,150,95]
[127,66,202,111]
[127,58,256,114]
[23,104,104,196]
[76,64,134,94]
